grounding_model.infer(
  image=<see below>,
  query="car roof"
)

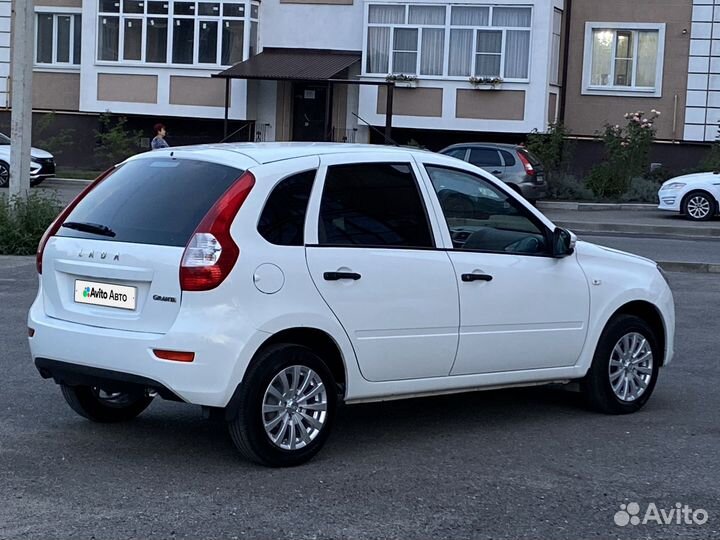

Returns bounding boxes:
[129,142,433,167]
[442,142,521,152]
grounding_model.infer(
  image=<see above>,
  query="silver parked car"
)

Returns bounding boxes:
[440,143,548,202]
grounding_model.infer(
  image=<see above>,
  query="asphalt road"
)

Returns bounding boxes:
[581,233,720,264]
[1,256,719,540]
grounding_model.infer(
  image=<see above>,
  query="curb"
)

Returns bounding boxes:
[538,201,657,212]
[557,220,720,239]
[43,178,93,187]
[657,261,720,273]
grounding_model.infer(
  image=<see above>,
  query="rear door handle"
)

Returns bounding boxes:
[323,271,362,281]
[461,273,493,282]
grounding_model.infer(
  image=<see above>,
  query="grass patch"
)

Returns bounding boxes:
[0,192,63,255]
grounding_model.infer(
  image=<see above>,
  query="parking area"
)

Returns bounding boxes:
[1,256,718,539]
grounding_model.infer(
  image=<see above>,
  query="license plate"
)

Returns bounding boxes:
[74,280,137,310]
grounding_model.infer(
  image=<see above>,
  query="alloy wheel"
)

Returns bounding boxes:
[262,365,328,451]
[686,195,711,220]
[0,164,8,187]
[608,332,654,402]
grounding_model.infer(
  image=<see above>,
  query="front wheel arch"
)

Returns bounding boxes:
[602,300,667,366]
[681,189,717,219]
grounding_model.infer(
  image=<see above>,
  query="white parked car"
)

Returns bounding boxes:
[658,172,720,221]
[0,132,56,187]
[29,143,675,467]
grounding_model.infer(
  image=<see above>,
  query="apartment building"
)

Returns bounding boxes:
[0,0,714,167]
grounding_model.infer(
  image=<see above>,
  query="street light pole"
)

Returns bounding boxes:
[9,0,35,199]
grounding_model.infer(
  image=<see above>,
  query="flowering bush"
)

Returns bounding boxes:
[587,110,660,197]
[385,74,418,82]
[468,76,503,87]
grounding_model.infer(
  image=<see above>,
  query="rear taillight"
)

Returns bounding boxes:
[517,151,536,177]
[36,167,115,274]
[180,171,255,291]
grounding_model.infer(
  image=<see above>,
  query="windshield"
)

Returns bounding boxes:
[0,133,10,145]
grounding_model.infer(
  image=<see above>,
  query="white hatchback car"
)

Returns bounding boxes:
[658,172,720,221]
[29,143,675,467]
[0,132,56,187]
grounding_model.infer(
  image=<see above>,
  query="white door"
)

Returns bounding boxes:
[305,155,459,382]
[421,164,590,375]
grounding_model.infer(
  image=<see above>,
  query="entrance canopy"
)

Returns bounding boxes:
[212,48,395,143]
[214,48,361,81]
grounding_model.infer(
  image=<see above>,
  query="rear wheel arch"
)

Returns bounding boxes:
[226,327,347,420]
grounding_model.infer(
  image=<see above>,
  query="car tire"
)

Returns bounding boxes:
[227,344,338,467]
[581,314,660,415]
[60,384,154,423]
[682,191,716,221]
[0,161,9,188]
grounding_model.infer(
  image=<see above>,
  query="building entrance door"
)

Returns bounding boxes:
[292,82,328,141]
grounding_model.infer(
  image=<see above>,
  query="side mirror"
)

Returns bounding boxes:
[552,227,576,258]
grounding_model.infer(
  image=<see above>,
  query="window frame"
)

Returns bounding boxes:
[34,8,83,69]
[582,21,665,98]
[95,0,259,68]
[363,3,532,82]
[423,164,554,257]
[312,160,438,250]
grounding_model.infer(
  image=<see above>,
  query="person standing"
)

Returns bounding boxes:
[151,123,169,150]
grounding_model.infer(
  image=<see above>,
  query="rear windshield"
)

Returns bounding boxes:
[518,147,543,168]
[57,158,243,246]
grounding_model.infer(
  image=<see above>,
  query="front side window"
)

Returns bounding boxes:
[367,4,531,80]
[584,24,664,95]
[97,0,259,66]
[35,12,82,66]
[318,163,434,248]
[258,170,316,246]
[426,166,547,255]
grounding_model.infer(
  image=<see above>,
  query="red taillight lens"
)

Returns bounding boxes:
[153,349,195,362]
[36,167,116,274]
[180,171,255,291]
[517,151,536,177]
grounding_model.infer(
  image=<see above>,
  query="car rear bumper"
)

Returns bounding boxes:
[27,286,269,407]
[518,181,548,201]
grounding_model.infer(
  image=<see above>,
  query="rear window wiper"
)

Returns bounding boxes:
[61,221,116,238]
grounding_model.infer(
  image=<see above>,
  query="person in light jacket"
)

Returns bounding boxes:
[151,123,169,150]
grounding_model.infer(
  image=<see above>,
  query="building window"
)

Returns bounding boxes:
[582,23,665,97]
[366,4,531,81]
[550,8,562,85]
[97,0,259,66]
[35,13,82,66]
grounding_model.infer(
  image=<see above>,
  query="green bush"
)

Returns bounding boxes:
[34,112,76,159]
[525,122,574,180]
[94,114,143,168]
[546,173,594,201]
[619,177,660,204]
[0,192,63,255]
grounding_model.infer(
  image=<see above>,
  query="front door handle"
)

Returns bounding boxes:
[324,271,362,281]
[461,273,493,282]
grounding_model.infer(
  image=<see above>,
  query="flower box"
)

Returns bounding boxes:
[471,83,501,91]
[394,80,418,88]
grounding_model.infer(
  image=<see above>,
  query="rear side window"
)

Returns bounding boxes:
[469,148,502,167]
[57,158,242,246]
[258,170,316,246]
[500,149,516,167]
[443,147,467,160]
[318,163,433,248]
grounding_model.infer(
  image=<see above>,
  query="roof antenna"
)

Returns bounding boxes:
[352,112,399,147]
